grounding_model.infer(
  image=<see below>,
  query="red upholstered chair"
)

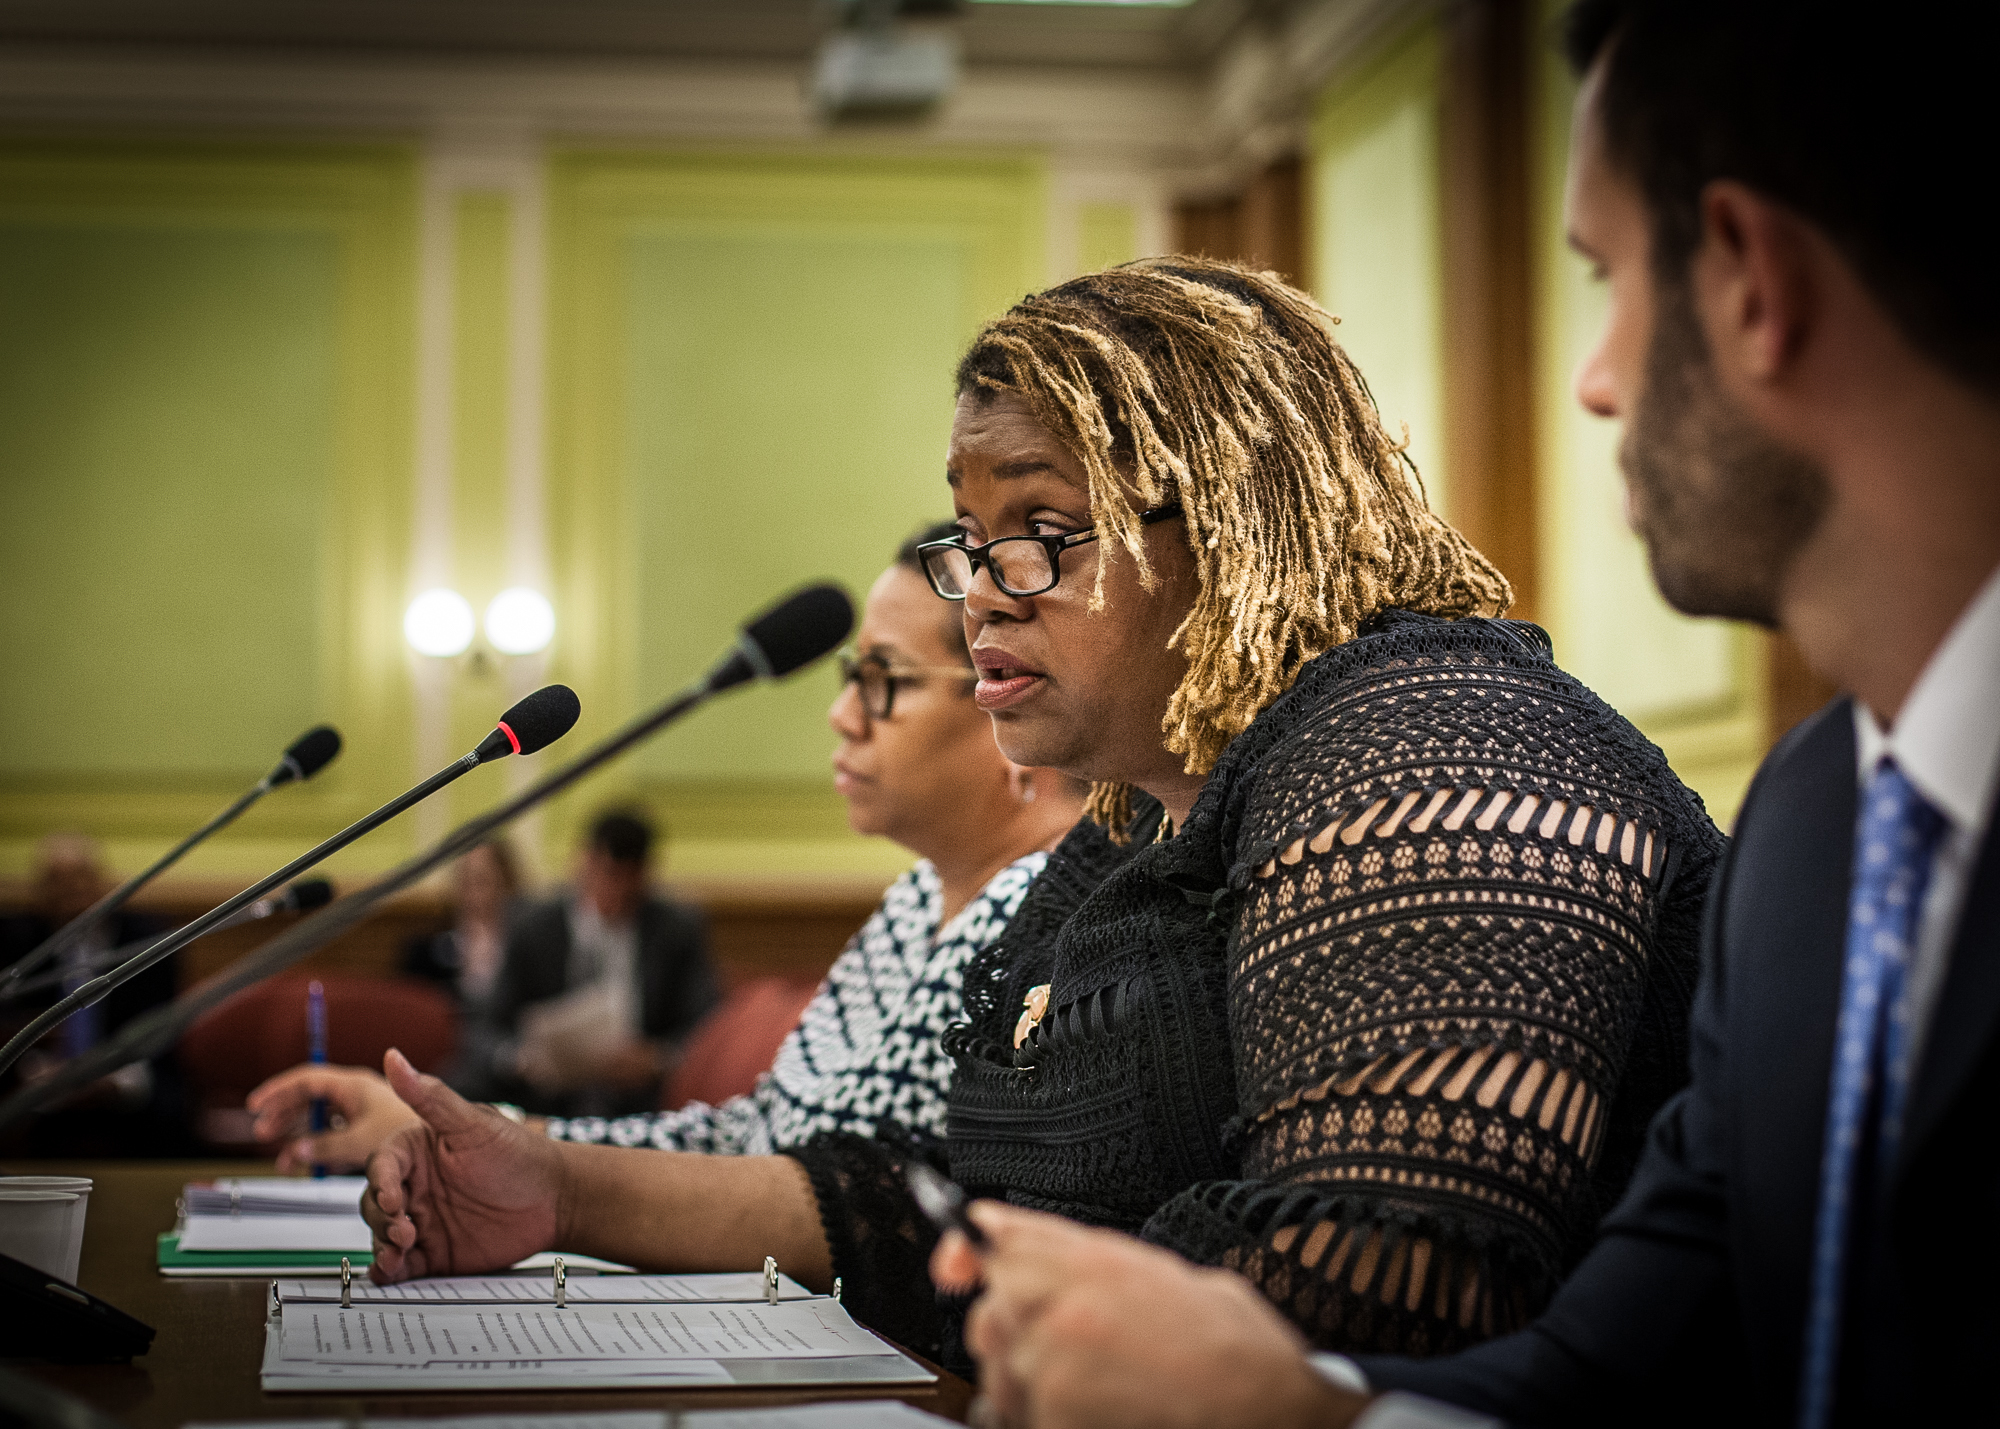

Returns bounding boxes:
[662,976,820,1111]
[179,975,457,1148]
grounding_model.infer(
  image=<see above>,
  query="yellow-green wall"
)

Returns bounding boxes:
[0,138,1045,886]
[542,150,1045,879]
[0,140,419,880]
[1309,22,1450,517]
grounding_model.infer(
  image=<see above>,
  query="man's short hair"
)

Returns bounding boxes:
[1565,0,1998,395]
[588,810,655,867]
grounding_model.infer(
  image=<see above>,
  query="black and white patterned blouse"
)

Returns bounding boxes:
[542,853,1047,1155]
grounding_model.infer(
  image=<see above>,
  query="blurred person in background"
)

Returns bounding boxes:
[398,838,524,1093]
[0,832,193,1155]
[477,810,718,1117]
[248,524,1085,1170]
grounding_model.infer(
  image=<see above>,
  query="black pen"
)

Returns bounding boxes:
[905,1160,991,1251]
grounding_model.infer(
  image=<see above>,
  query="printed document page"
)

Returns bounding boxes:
[275,1272,813,1305]
[274,1298,884,1364]
[258,1347,729,1392]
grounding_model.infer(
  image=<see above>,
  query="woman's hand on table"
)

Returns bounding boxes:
[246,1062,422,1173]
[361,1047,564,1283]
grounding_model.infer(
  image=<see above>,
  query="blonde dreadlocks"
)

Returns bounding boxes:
[953,257,1512,830]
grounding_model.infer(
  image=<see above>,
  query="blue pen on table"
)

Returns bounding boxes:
[306,979,328,1178]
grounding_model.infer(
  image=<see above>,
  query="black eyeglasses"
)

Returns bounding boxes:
[915,504,1184,601]
[837,648,978,721]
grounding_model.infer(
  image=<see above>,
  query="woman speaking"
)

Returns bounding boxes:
[360,259,1721,1365]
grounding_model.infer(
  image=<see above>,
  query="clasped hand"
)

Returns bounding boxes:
[359,1047,565,1283]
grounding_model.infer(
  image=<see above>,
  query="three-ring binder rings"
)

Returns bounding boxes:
[259,1263,936,1392]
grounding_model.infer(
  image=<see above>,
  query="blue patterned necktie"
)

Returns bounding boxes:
[1799,758,1947,1429]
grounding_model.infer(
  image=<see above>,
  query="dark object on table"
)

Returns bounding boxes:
[0,1249,154,1364]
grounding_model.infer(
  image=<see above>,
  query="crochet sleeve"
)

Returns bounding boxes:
[783,1126,950,1360]
[1143,643,1721,1357]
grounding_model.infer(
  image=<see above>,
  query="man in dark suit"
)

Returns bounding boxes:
[472,810,718,1118]
[929,3,2000,1426]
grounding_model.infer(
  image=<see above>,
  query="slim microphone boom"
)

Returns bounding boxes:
[0,585,852,1131]
[0,725,343,997]
[0,878,337,1003]
[0,689,577,1080]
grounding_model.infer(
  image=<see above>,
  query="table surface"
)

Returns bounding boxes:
[6,1160,971,1427]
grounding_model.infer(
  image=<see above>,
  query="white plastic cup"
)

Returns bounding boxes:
[0,1176,92,1284]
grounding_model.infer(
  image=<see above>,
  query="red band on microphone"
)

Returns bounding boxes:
[496,721,522,756]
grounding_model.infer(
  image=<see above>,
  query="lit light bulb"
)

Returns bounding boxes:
[403,589,475,657]
[485,587,556,655]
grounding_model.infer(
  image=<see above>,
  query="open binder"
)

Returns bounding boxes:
[260,1259,935,1393]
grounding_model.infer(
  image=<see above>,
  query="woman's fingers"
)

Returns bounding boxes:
[245,1062,392,1139]
[364,1134,411,1220]
[274,1126,370,1175]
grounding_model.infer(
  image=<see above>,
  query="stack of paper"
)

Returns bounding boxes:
[260,1274,934,1392]
[161,1177,371,1276]
[183,1178,372,1218]
[161,1178,636,1279]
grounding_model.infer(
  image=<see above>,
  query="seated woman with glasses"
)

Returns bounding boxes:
[360,259,1719,1368]
[246,525,1083,1172]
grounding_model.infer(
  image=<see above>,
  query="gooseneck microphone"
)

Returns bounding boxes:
[0,725,343,998]
[0,878,336,1003]
[0,585,851,1131]
[0,688,578,1080]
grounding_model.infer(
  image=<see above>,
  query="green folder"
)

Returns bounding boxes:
[156,1232,374,1276]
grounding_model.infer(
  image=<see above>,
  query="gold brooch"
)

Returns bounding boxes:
[1013,984,1051,1049]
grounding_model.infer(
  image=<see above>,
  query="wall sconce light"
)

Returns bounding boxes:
[403,587,556,660]
[485,587,556,655]
[403,589,476,657]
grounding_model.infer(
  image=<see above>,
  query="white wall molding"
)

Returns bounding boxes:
[1046,161,1172,282]
[0,43,1203,174]
[408,126,554,847]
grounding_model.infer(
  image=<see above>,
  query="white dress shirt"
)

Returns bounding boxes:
[1312,564,2000,1428]
[1854,562,2000,1083]
[566,897,642,1036]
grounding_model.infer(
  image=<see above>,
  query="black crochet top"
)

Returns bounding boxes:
[787,611,1722,1365]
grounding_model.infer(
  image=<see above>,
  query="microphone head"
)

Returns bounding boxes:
[271,725,342,787]
[285,878,334,913]
[475,684,581,761]
[711,584,855,692]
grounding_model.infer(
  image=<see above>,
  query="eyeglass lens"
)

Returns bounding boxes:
[841,657,894,719]
[922,538,1058,598]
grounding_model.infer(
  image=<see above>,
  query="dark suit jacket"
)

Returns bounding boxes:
[491,893,720,1051]
[1361,700,2000,1426]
